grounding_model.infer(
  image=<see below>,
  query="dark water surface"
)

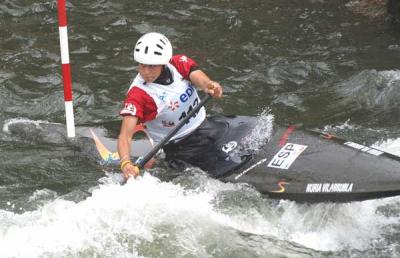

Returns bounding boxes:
[1,0,400,257]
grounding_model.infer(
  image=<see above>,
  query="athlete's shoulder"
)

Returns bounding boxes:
[121,86,157,121]
[126,85,149,98]
[170,54,196,64]
[170,55,198,80]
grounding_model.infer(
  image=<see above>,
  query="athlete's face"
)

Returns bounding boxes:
[138,64,163,83]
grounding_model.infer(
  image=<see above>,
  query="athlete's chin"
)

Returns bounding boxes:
[143,77,156,83]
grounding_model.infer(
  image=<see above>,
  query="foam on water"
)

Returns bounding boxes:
[276,198,399,251]
[2,118,60,134]
[373,137,400,157]
[0,174,263,257]
[1,172,399,257]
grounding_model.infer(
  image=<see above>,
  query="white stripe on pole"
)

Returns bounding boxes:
[65,101,75,137]
[58,26,70,64]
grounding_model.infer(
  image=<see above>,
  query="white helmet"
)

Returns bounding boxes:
[134,32,173,65]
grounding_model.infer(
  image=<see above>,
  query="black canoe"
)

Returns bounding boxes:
[216,116,400,202]
[86,115,400,203]
[5,116,400,203]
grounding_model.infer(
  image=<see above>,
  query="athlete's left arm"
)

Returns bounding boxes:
[189,70,223,99]
[170,55,222,98]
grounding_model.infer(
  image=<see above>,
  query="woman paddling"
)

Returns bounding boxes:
[118,32,224,179]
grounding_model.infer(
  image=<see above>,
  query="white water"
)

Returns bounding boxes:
[0,175,266,257]
[2,117,60,134]
[373,137,400,157]
[1,172,399,257]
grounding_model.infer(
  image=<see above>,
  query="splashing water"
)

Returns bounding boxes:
[241,109,274,152]
[277,199,400,251]
[1,172,400,257]
[0,174,271,257]
[373,138,400,157]
[2,118,59,134]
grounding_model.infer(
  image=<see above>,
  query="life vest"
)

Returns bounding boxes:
[121,63,206,143]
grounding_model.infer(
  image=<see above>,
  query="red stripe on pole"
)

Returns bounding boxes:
[62,63,73,101]
[57,0,67,27]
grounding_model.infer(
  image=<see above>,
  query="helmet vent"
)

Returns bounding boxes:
[156,44,164,49]
[159,39,166,45]
[144,46,149,54]
[154,51,162,56]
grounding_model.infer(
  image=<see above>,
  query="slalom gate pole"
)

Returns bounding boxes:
[57,0,76,138]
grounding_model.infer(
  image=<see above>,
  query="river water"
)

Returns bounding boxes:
[1,0,400,257]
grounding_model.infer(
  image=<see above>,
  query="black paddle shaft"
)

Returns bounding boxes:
[135,94,212,168]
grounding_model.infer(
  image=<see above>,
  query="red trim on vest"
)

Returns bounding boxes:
[170,55,198,80]
[120,87,157,122]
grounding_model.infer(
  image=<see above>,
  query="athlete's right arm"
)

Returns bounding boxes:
[118,115,140,179]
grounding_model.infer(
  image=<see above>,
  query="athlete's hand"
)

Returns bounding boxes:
[121,162,140,179]
[205,81,223,98]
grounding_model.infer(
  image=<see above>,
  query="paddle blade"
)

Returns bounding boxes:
[90,128,120,165]
[89,125,156,168]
